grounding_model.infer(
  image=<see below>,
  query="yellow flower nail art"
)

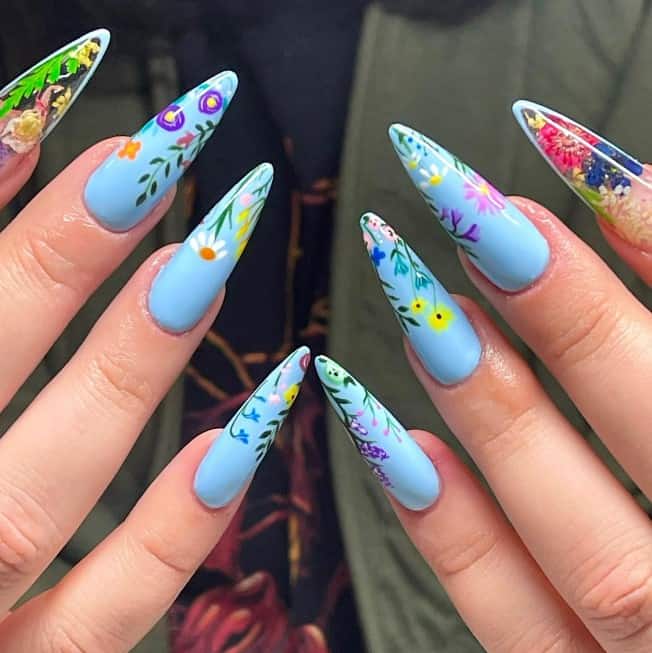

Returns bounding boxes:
[283,383,300,406]
[427,304,455,332]
[410,297,428,314]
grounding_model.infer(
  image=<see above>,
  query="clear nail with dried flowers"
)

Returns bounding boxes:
[148,162,273,333]
[315,355,440,511]
[361,213,481,385]
[194,346,311,508]
[0,29,109,170]
[84,70,237,231]
[513,100,652,251]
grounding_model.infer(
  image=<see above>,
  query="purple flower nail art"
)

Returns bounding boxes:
[198,89,223,114]
[156,104,185,131]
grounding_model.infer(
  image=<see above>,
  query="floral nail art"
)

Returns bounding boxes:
[84,70,237,231]
[315,356,439,510]
[513,100,652,250]
[148,163,273,333]
[229,348,309,462]
[361,213,481,385]
[133,91,229,208]
[0,29,109,168]
[389,123,550,292]
[391,127,485,258]
[194,347,310,508]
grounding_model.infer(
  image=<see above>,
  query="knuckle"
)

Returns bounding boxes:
[573,543,652,642]
[435,529,500,579]
[45,624,88,653]
[471,402,542,467]
[544,289,620,368]
[134,526,199,579]
[44,612,127,653]
[502,623,586,653]
[85,347,154,415]
[10,224,91,300]
[0,484,61,589]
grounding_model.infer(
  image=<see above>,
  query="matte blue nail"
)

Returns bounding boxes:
[84,71,237,231]
[389,123,550,291]
[0,29,110,171]
[361,213,481,384]
[194,346,311,508]
[148,162,273,333]
[315,355,440,511]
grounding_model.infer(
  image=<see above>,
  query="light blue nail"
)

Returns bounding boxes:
[148,162,273,333]
[315,355,440,511]
[0,29,110,170]
[194,346,311,508]
[361,213,481,385]
[389,123,550,291]
[84,70,238,231]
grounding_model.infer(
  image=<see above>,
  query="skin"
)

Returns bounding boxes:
[0,137,650,651]
[392,197,652,652]
[0,141,248,651]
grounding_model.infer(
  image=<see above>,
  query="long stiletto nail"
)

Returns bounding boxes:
[85,71,237,231]
[389,123,550,291]
[194,347,310,508]
[513,100,652,251]
[314,356,440,510]
[0,29,109,170]
[148,162,273,333]
[361,213,481,385]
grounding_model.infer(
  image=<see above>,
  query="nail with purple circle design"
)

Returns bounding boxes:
[84,71,237,232]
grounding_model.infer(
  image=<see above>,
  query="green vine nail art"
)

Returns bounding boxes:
[315,355,440,510]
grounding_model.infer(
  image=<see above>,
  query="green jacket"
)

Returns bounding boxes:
[329,2,650,651]
[1,1,650,651]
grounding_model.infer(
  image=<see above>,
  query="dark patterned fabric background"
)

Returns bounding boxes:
[167,2,369,651]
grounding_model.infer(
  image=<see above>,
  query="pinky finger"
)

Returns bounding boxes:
[512,100,652,286]
[0,431,231,652]
[396,431,599,652]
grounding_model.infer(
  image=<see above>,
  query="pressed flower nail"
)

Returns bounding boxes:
[389,123,550,292]
[315,356,440,510]
[84,70,237,231]
[0,29,109,170]
[194,346,310,508]
[148,162,273,333]
[361,213,481,385]
[513,100,652,251]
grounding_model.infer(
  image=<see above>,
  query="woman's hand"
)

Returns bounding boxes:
[0,34,308,652]
[319,120,652,652]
